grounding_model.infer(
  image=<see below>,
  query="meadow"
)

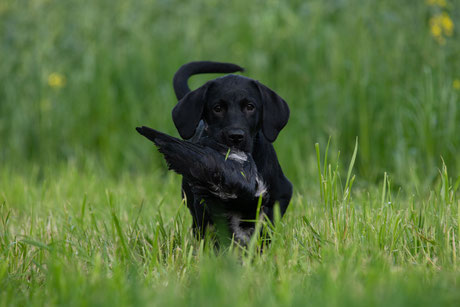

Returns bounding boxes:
[1,0,460,305]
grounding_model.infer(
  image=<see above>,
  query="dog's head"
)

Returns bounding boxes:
[172,75,289,152]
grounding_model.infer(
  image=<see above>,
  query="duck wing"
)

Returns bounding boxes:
[136,126,266,202]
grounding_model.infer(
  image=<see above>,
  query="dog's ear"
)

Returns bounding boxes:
[172,82,211,139]
[255,81,290,142]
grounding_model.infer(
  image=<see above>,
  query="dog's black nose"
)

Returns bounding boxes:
[227,129,245,145]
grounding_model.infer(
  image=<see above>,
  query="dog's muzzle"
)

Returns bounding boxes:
[224,128,246,148]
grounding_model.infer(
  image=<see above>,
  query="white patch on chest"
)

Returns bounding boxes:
[228,214,253,244]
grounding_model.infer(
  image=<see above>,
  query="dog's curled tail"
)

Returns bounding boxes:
[173,61,244,100]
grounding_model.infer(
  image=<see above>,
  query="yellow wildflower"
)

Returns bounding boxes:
[453,79,460,90]
[430,22,442,37]
[429,12,454,44]
[48,73,66,89]
[441,13,454,36]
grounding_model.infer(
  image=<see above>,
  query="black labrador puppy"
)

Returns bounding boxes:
[172,61,292,242]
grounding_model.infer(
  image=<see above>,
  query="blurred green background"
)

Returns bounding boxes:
[1,0,459,189]
[2,1,460,305]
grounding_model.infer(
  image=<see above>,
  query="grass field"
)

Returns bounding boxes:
[1,0,460,306]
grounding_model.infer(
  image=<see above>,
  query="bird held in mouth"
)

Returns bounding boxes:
[136,126,268,220]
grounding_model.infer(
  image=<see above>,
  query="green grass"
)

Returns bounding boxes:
[1,148,460,306]
[1,0,460,305]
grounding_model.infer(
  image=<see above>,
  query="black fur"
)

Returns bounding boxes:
[173,61,244,100]
[171,61,293,239]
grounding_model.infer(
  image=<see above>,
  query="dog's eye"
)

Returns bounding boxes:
[245,103,255,112]
[213,105,223,113]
